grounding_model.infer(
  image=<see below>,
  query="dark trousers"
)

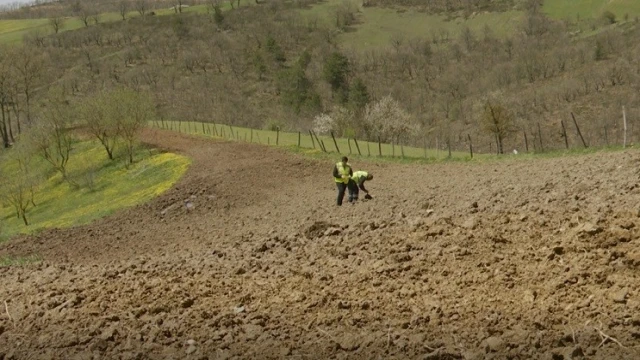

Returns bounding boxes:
[336,181,358,205]
[336,182,348,206]
[350,181,360,201]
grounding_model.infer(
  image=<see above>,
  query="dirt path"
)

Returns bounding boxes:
[1,129,640,359]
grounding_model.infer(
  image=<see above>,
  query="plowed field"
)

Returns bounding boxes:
[1,128,639,359]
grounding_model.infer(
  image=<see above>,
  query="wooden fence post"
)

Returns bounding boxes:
[313,131,323,152]
[367,141,371,157]
[330,131,340,153]
[250,128,253,143]
[424,137,427,158]
[309,130,315,149]
[298,132,301,148]
[378,136,382,157]
[468,134,473,159]
[276,127,280,145]
[570,112,588,148]
[353,137,362,156]
[623,106,628,148]
[604,125,609,147]
[523,131,529,152]
[561,120,569,149]
[537,122,543,152]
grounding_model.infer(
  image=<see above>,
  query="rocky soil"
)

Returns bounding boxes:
[1,129,640,359]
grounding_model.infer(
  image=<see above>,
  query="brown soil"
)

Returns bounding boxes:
[1,128,640,359]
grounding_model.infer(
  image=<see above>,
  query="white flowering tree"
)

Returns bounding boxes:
[312,113,335,135]
[312,106,356,137]
[364,95,415,142]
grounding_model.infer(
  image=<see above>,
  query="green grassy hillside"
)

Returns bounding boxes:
[302,1,523,50]
[543,0,640,20]
[0,140,189,239]
[0,4,212,44]
[4,0,640,46]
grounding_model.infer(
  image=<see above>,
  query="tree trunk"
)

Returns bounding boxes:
[128,143,134,164]
[7,110,15,143]
[22,211,29,226]
[25,91,31,125]
[0,104,9,148]
[14,108,21,134]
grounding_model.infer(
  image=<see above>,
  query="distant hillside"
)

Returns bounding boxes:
[1,0,640,154]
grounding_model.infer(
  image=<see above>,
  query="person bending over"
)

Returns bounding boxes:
[350,171,373,202]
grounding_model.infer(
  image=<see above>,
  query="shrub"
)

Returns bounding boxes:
[602,11,616,24]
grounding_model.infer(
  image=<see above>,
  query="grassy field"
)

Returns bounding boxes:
[0,140,190,239]
[4,0,640,46]
[0,3,213,44]
[302,0,523,49]
[543,0,640,20]
[150,120,475,161]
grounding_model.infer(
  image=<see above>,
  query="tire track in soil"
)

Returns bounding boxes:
[1,129,640,359]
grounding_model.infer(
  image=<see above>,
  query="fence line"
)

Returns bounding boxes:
[149,120,472,160]
[149,110,636,160]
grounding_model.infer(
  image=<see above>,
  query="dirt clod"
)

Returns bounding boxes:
[305,221,336,239]
[611,289,629,304]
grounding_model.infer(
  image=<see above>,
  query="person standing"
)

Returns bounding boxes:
[333,156,353,206]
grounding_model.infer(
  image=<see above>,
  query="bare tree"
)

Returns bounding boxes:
[174,0,186,13]
[31,92,75,182]
[79,93,120,160]
[135,0,148,17]
[112,88,155,164]
[49,17,65,34]
[0,140,40,226]
[119,0,128,20]
[12,46,45,132]
[0,52,15,148]
[78,7,91,27]
[481,99,515,154]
